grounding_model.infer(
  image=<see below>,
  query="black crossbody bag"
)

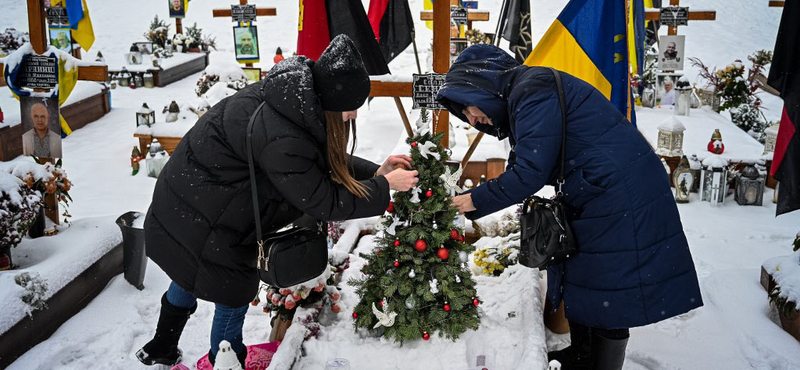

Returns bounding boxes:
[246,102,328,288]
[518,68,578,270]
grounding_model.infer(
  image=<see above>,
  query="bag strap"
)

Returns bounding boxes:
[246,101,267,243]
[546,67,567,197]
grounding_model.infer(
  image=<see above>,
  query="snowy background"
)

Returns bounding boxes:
[1,0,799,369]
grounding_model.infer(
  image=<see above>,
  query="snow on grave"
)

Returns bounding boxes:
[762,247,800,343]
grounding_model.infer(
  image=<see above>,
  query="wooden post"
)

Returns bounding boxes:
[27,0,48,53]
[769,1,785,7]
[175,18,183,34]
[433,0,450,148]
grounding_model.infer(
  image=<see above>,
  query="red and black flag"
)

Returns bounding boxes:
[297,0,390,75]
[367,0,415,64]
[767,0,800,216]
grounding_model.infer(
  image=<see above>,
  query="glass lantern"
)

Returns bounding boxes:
[125,44,142,65]
[673,156,694,203]
[675,86,692,116]
[655,116,685,157]
[735,164,765,206]
[136,103,155,127]
[700,156,729,206]
[133,73,144,88]
[763,122,781,155]
[164,100,180,123]
[117,68,131,87]
[641,87,655,108]
[146,138,170,179]
[143,72,155,88]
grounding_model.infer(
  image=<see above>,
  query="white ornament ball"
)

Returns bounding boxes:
[459,251,469,263]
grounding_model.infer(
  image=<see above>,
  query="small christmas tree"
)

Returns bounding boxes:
[350,110,481,343]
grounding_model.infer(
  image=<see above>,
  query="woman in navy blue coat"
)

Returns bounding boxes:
[437,45,703,370]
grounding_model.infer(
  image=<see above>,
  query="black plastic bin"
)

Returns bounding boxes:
[116,211,147,290]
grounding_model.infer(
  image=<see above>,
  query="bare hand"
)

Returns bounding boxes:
[384,169,419,192]
[376,154,413,176]
[451,194,476,214]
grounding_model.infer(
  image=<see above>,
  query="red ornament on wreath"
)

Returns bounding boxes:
[386,201,395,213]
[473,298,480,306]
[425,189,433,197]
[411,142,418,148]
[394,239,400,247]
[414,239,427,252]
[423,332,430,341]
[352,312,358,319]
[437,248,449,260]
[444,302,451,312]
[393,259,400,267]
[450,229,459,240]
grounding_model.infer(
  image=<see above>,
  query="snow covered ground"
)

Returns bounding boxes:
[1,0,800,369]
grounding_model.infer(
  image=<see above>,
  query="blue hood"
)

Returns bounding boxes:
[436,44,521,139]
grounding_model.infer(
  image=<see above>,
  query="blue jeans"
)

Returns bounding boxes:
[166,281,248,356]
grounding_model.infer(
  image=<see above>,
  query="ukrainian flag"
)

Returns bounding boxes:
[525,0,637,123]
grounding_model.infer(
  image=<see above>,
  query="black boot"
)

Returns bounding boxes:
[548,321,593,370]
[208,346,248,369]
[591,329,629,370]
[136,293,197,366]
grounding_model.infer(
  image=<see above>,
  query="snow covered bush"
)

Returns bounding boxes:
[15,272,48,315]
[184,23,216,51]
[731,102,769,140]
[194,62,248,96]
[144,16,171,49]
[0,159,73,223]
[0,28,29,55]
[473,233,520,276]
[0,173,42,249]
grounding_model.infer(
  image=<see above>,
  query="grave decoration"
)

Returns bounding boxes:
[734,164,765,206]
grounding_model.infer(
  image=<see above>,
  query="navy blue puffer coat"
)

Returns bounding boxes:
[437,45,702,329]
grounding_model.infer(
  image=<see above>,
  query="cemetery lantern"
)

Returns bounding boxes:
[655,116,685,157]
[143,72,155,88]
[700,156,729,206]
[672,156,694,203]
[133,73,144,89]
[164,100,180,122]
[125,44,142,65]
[763,122,780,155]
[136,103,155,127]
[117,67,131,87]
[146,138,170,178]
[707,129,725,154]
[734,164,765,206]
[641,87,656,108]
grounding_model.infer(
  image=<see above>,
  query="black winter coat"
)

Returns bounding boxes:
[145,57,390,307]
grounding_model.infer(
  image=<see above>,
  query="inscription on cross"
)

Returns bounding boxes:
[645,0,717,36]
[212,0,277,68]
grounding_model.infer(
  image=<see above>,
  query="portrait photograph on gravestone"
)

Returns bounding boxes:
[49,28,72,53]
[168,0,185,18]
[20,95,62,159]
[658,35,686,71]
[135,42,154,54]
[242,67,262,83]
[656,73,683,106]
[233,25,259,61]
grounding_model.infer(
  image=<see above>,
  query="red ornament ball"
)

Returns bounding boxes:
[393,260,400,267]
[444,303,451,312]
[377,250,382,255]
[379,300,384,307]
[352,312,358,319]
[386,201,395,213]
[414,239,427,252]
[411,142,418,148]
[450,229,459,239]
[437,248,449,260]
[423,332,430,341]
[426,189,433,197]
[473,298,480,306]
[394,239,400,247]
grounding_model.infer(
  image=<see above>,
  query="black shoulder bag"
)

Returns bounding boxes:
[246,102,328,288]
[518,68,578,270]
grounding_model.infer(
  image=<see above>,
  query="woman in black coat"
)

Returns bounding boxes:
[136,35,418,368]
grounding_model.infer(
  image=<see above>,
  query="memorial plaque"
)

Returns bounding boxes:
[231,4,257,23]
[46,6,70,26]
[660,6,689,27]
[451,6,468,26]
[15,55,58,90]
[412,73,447,110]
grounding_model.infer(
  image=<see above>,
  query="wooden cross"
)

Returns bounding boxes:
[212,0,277,67]
[644,0,716,36]
[768,1,784,7]
[0,0,107,225]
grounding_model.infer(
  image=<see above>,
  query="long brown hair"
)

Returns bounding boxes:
[324,111,369,198]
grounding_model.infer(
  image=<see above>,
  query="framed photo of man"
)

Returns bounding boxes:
[49,27,72,53]
[656,73,683,106]
[135,42,155,54]
[168,0,186,18]
[658,35,685,71]
[242,67,262,83]
[233,25,259,62]
[20,96,62,158]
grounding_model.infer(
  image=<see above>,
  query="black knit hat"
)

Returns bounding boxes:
[312,34,371,112]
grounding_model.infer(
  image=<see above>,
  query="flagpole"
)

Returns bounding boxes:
[411,31,422,74]
[493,0,509,46]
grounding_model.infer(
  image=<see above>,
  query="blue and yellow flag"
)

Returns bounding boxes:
[524,0,636,123]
